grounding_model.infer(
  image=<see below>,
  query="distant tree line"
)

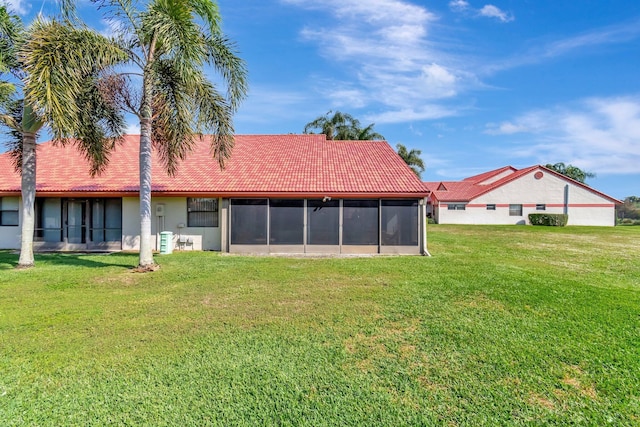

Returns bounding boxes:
[617,196,640,223]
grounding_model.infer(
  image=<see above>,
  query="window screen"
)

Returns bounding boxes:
[381,200,418,246]
[343,199,379,245]
[307,199,339,245]
[231,199,267,244]
[270,199,304,245]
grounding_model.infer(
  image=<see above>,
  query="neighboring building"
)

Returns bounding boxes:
[0,134,429,254]
[425,165,621,226]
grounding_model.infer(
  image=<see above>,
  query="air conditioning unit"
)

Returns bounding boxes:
[155,204,165,217]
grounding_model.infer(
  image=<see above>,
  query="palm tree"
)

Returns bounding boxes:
[304,110,357,140]
[0,8,125,268]
[56,0,248,269]
[355,123,384,141]
[304,111,384,141]
[396,143,425,179]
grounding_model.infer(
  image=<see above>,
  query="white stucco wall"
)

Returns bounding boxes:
[435,170,617,226]
[122,196,222,251]
[122,197,140,250]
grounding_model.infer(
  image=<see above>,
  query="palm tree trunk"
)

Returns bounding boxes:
[138,115,154,267]
[18,131,36,268]
[138,68,155,268]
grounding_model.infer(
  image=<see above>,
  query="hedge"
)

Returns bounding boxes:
[528,213,568,226]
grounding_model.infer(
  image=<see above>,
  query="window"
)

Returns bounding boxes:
[0,197,19,226]
[486,204,496,210]
[509,204,523,216]
[187,198,218,227]
[231,199,267,244]
[447,204,466,210]
[91,199,122,242]
[343,199,379,245]
[536,204,546,211]
[308,199,339,245]
[381,200,418,246]
[35,198,62,242]
[270,199,304,245]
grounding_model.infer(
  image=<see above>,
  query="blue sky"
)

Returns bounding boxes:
[7,0,640,199]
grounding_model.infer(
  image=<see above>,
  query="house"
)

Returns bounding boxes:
[424,165,621,226]
[0,134,429,255]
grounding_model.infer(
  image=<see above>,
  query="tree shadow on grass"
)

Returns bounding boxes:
[0,251,138,270]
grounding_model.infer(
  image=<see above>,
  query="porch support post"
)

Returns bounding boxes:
[421,198,431,256]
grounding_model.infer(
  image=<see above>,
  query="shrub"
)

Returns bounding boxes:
[529,213,568,227]
[618,218,640,226]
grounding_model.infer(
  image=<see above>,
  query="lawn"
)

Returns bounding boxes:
[1,225,639,426]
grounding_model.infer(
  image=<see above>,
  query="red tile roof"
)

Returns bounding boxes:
[462,166,517,183]
[0,134,428,198]
[425,165,621,204]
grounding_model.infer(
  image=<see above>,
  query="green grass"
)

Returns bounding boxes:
[1,225,639,426]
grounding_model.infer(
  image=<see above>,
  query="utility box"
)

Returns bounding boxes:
[159,231,173,254]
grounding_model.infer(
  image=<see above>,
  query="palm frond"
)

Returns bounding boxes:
[0,99,25,172]
[0,5,24,79]
[357,123,384,140]
[68,74,126,176]
[151,58,195,175]
[189,0,221,36]
[396,143,425,178]
[21,18,127,138]
[193,81,234,166]
[150,55,235,171]
[143,0,206,63]
[204,33,247,111]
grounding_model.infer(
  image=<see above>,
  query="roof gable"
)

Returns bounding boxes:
[425,165,621,204]
[463,166,517,184]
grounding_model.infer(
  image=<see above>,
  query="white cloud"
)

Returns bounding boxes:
[449,1,513,23]
[366,105,458,124]
[449,0,470,12]
[284,0,480,122]
[422,63,457,96]
[326,87,368,109]
[479,5,513,22]
[283,0,434,25]
[485,19,640,73]
[3,0,29,15]
[485,96,640,174]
